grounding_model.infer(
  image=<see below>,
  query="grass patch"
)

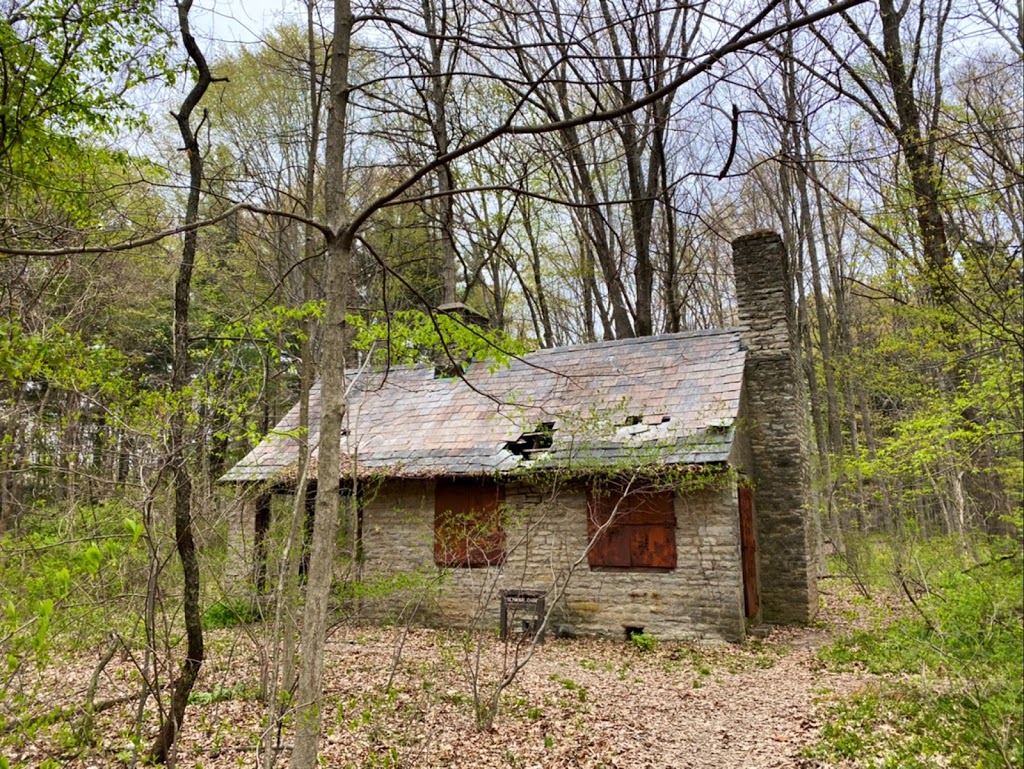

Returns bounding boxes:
[811,535,1023,768]
[627,630,656,653]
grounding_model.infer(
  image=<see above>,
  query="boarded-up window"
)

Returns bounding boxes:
[434,479,506,568]
[587,486,676,570]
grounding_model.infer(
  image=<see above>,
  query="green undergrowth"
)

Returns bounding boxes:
[0,501,149,672]
[810,534,1023,768]
[202,598,262,630]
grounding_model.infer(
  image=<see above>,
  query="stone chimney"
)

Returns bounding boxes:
[731,231,820,624]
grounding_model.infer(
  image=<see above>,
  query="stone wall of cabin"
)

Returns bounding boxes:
[224,492,258,595]
[358,477,746,642]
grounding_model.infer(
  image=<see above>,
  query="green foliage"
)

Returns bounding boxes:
[832,242,1023,536]
[348,310,529,371]
[628,631,656,653]
[202,600,262,630]
[188,685,239,706]
[1,301,302,512]
[0,5,174,258]
[549,674,588,703]
[0,318,133,398]
[813,536,1023,768]
[0,0,171,162]
[334,569,442,604]
[0,501,149,672]
[191,300,324,452]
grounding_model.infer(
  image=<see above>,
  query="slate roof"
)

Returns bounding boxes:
[220,328,746,483]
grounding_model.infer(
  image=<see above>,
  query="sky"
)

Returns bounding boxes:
[191,0,300,47]
[124,0,299,156]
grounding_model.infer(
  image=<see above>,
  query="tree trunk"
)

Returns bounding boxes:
[423,0,459,304]
[290,0,353,765]
[877,0,954,303]
[261,4,324,765]
[149,0,211,761]
[795,119,843,458]
[520,199,555,347]
[559,125,634,339]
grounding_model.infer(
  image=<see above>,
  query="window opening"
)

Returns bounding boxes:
[254,495,271,591]
[433,361,464,379]
[625,626,645,641]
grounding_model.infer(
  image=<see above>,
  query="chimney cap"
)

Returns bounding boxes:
[731,229,781,248]
[436,302,489,327]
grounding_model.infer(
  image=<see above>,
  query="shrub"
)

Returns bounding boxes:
[202,599,261,630]
[0,501,150,670]
[628,631,656,653]
[813,535,1023,768]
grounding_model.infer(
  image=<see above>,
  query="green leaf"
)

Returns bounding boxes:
[55,567,70,598]
[124,518,144,546]
[83,543,102,574]
[34,598,54,653]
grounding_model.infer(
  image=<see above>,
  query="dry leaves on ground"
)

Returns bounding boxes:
[2,588,889,768]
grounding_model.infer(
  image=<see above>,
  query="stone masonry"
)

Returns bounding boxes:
[359,477,747,642]
[224,493,258,594]
[730,231,820,624]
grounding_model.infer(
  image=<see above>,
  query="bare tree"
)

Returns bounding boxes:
[150,0,217,761]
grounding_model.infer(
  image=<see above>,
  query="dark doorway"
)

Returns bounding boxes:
[254,494,271,591]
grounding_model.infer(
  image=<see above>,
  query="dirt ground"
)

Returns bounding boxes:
[3,586,883,768]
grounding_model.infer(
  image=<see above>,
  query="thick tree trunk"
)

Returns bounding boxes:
[877,0,954,304]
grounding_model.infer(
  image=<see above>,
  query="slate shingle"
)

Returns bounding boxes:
[220,328,746,482]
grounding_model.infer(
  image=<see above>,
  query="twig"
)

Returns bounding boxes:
[897,571,937,634]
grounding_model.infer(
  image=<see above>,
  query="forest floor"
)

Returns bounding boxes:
[4,582,901,768]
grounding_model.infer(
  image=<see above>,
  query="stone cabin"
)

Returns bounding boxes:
[221,232,820,642]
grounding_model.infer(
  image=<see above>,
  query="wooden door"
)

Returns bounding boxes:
[738,484,760,618]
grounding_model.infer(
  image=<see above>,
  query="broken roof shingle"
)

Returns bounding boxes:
[220,328,746,483]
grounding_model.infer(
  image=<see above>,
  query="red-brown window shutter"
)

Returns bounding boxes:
[587,486,676,569]
[434,479,506,568]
